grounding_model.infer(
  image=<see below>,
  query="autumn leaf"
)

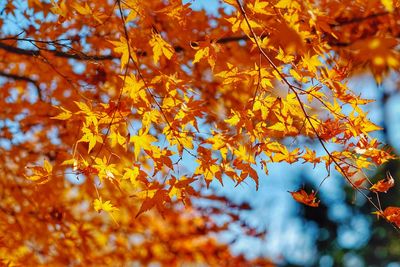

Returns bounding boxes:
[122,166,140,185]
[109,37,132,71]
[149,33,174,64]
[301,148,321,167]
[93,197,119,225]
[71,2,91,15]
[130,130,158,160]
[374,206,400,227]
[94,157,120,183]
[247,0,271,15]
[353,177,367,188]
[24,159,53,184]
[51,106,72,120]
[78,121,103,153]
[50,0,68,19]
[192,46,209,65]
[370,172,395,193]
[108,129,126,148]
[225,110,241,126]
[289,189,320,207]
[136,189,169,217]
[94,198,119,213]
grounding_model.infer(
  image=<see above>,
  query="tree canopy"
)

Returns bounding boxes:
[0,0,399,265]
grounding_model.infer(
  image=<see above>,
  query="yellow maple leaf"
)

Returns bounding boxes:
[50,0,67,18]
[234,145,255,163]
[225,110,240,126]
[275,0,300,9]
[109,37,133,71]
[108,130,126,148]
[192,47,209,64]
[149,34,174,64]
[302,53,322,73]
[223,0,237,5]
[78,121,103,153]
[71,2,91,15]
[248,0,271,15]
[276,47,294,63]
[25,159,53,184]
[94,157,119,182]
[122,74,147,103]
[94,198,119,213]
[51,106,72,120]
[141,109,160,131]
[122,166,141,185]
[130,130,157,160]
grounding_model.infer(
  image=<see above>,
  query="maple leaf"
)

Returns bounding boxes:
[149,33,174,64]
[25,159,53,184]
[374,206,400,227]
[109,37,133,71]
[289,189,320,207]
[192,41,219,69]
[130,130,158,160]
[226,14,261,36]
[225,110,241,126]
[94,157,120,183]
[94,198,118,213]
[276,47,295,63]
[272,147,301,163]
[192,46,209,65]
[247,0,271,15]
[168,176,195,201]
[108,130,126,148]
[51,106,72,120]
[122,74,147,103]
[275,0,301,9]
[50,0,68,19]
[136,189,170,217]
[78,121,103,153]
[301,53,323,73]
[301,148,321,167]
[71,2,91,15]
[122,166,140,186]
[370,172,395,193]
[353,177,367,188]
[93,197,119,225]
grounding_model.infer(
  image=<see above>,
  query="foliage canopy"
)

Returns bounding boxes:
[0,0,399,265]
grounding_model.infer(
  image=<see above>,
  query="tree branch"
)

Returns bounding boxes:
[0,42,115,61]
[0,71,43,100]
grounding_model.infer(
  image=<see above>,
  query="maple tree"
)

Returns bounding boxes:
[0,0,400,265]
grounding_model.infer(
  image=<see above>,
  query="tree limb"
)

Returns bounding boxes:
[0,70,43,100]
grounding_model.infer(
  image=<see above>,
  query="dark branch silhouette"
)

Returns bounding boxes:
[0,70,43,100]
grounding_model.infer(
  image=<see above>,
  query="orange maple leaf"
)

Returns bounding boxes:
[289,189,320,207]
[374,206,400,227]
[370,172,394,193]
